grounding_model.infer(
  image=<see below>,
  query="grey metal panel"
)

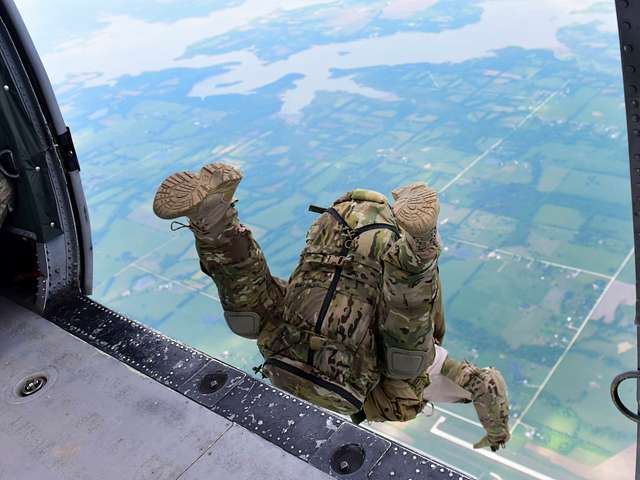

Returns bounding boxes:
[309,422,390,478]
[213,379,346,461]
[180,424,331,480]
[43,295,474,480]
[0,297,232,480]
[179,359,247,409]
[47,296,210,389]
[369,444,471,480]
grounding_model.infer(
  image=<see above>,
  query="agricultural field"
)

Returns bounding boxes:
[18,0,637,478]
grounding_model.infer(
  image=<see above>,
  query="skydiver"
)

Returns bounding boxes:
[153,162,510,451]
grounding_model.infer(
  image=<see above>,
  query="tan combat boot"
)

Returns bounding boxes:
[391,182,439,260]
[0,172,15,226]
[442,358,511,451]
[153,162,242,241]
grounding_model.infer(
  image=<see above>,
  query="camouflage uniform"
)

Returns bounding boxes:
[195,206,287,337]
[0,172,14,227]
[198,189,441,420]
[153,163,510,450]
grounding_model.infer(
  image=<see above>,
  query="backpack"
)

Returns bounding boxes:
[259,191,399,415]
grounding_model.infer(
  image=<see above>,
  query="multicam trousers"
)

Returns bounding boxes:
[196,211,287,329]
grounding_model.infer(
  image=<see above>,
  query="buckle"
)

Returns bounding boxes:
[324,255,350,266]
[341,228,355,249]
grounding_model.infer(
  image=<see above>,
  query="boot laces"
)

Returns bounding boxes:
[170,220,207,236]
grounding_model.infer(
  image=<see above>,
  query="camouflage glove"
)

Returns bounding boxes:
[391,182,440,260]
[442,358,511,451]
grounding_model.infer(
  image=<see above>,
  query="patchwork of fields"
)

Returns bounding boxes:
[20,0,637,478]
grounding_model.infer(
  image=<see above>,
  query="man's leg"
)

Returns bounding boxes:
[153,163,285,338]
[361,182,443,422]
[0,172,15,227]
[195,207,286,336]
[423,345,510,451]
[378,183,442,381]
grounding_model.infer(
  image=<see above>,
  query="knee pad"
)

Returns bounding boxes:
[384,346,432,379]
[224,311,261,339]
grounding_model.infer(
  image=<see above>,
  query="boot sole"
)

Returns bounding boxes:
[392,189,439,236]
[153,163,242,219]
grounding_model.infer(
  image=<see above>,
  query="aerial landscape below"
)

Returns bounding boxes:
[15,0,637,478]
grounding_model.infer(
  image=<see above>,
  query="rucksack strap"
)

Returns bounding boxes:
[354,222,400,238]
[308,205,327,214]
[350,409,367,425]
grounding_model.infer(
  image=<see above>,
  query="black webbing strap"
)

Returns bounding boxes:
[308,204,400,238]
[354,222,400,238]
[265,358,363,410]
[309,205,351,231]
[308,205,327,214]
[350,409,367,425]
